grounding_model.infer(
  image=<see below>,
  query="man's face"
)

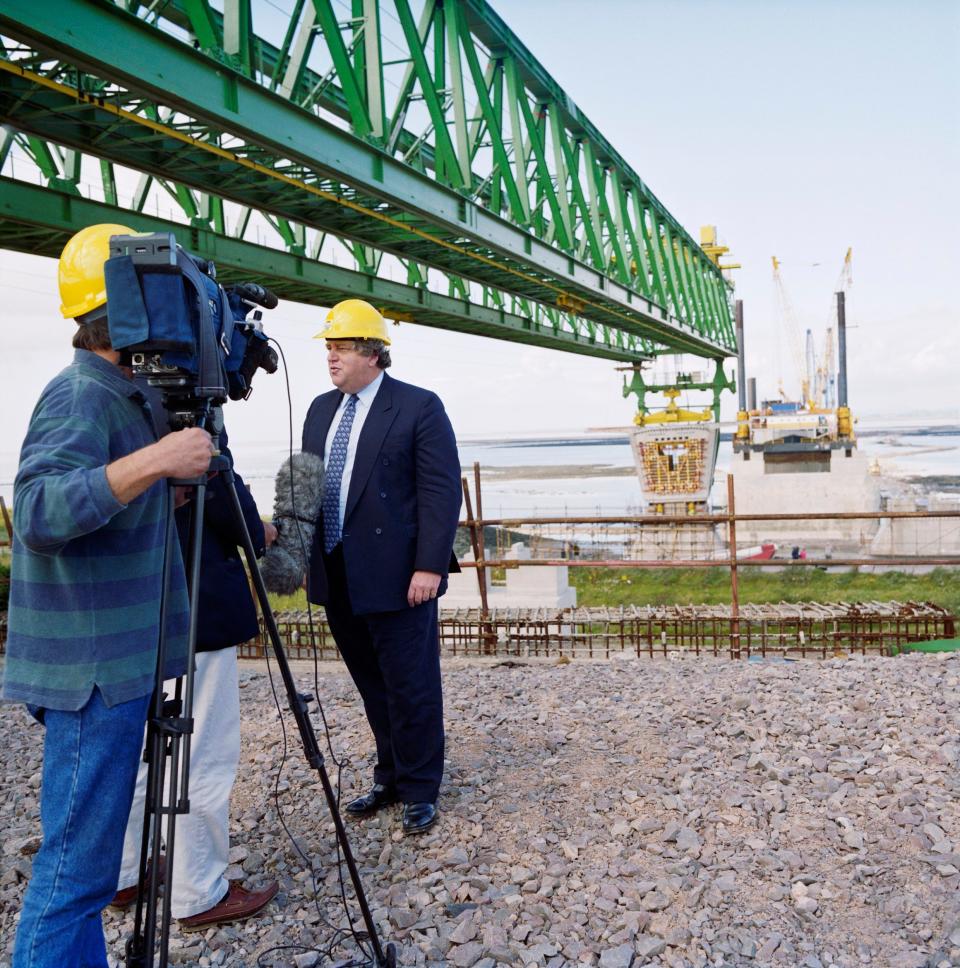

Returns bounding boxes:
[326,340,380,394]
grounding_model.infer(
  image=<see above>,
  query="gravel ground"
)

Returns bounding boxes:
[2,651,960,968]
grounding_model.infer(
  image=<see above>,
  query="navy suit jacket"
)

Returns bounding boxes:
[302,372,461,615]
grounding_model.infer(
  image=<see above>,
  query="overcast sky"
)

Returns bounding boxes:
[1,0,957,478]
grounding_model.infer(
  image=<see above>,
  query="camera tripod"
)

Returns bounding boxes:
[124,449,397,968]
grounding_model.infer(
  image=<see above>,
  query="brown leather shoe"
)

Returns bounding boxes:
[108,854,166,909]
[178,881,279,933]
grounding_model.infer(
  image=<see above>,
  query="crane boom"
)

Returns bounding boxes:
[771,255,809,405]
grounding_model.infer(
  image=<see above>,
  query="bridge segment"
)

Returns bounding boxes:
[0,0,735,365]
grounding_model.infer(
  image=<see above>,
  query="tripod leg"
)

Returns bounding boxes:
[126,479,206,968]
[220,468,394,967]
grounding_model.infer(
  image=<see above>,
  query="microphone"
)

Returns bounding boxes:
[231,282,279,310]
[261,451,325,595]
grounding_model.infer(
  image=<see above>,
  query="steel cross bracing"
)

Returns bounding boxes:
[0,0,736,366]
[0,178,640,359]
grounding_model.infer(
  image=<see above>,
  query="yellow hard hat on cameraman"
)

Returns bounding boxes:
[58,223,135,319]
[314,298,391,345]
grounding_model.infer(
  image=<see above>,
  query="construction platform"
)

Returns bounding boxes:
[226,601,955,663]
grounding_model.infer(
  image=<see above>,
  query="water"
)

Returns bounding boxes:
[234,426,960,519]
[458,437,633,469]
[232,435,643,519]
[2,425,957,520]
[857,427,960,478]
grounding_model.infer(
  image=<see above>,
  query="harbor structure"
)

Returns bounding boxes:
[729,275,877,550]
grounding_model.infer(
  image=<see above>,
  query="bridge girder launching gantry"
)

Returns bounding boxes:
[0,0,736,367]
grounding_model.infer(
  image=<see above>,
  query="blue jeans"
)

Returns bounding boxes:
[13,688,151,968]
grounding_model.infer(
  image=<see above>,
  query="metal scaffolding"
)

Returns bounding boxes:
[230,599,955,662]
[0,0,734,365]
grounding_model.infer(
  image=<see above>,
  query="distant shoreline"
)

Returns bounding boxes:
[473,463,637,480]
[904,474,960,493]
[465,461,960,498]
[1,423,958,508]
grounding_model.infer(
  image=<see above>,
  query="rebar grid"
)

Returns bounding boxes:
[234,600,955,663]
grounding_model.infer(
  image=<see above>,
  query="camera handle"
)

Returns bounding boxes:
[221,465,397,968]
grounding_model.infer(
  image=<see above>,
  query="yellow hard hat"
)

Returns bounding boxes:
[58,223,136,319]
[313,298,391,345]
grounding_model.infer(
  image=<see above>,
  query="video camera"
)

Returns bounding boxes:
[103,231,278,425]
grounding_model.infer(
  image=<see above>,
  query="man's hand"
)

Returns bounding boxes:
[106,427,215,505]
[407,570,441,607]
[153,428,217,480]
[263,522,279,548]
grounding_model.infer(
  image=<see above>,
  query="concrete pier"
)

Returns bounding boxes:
[726,449,882,547]
[443,542,577,609]
[870,493,960,557]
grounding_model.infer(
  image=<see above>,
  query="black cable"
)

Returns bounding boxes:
[264,336,354,957]
[274,335,373,959]
[252,336,376,966]
[269,337,369,955]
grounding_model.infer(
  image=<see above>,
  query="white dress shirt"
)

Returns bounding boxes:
[323,371,384,534]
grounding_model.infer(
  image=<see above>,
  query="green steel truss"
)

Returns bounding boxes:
[0,0,736,367]
[0,178,648,360]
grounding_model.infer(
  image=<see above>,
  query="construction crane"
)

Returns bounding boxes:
[772,248,851,410]
[835,246,854,293]
[737,247,855,461]
[820,326,836,408]
[771,255,810,406]
[816,248,851,409]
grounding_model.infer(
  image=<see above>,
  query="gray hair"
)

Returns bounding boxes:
[352,338,391,369]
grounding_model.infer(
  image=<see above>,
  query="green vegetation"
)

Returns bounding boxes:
[268,588,309,612]
[1,510,947,620]
[572,566,960,613]
[258,567,958,617]
[3,556,950,622]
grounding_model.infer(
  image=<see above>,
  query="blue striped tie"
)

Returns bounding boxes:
[322,394,359,553]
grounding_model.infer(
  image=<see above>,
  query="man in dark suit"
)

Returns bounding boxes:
[302,299,461,835]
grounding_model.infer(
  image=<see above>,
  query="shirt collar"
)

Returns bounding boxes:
[72,349,144,402]
[352,370,384,409]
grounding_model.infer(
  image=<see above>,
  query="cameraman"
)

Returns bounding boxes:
[113,418,280,930]
[2,223,215,968]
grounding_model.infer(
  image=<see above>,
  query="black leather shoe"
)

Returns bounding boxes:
[345,783,398,817]
[402,802,438,835]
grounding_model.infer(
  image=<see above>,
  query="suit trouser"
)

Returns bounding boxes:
[323,545,445,803]
[117,647,239,918]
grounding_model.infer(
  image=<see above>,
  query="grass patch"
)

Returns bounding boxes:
[267,588,309,612]
[259,567,958,617]
[572,566,960,613]
[1,563,943,625]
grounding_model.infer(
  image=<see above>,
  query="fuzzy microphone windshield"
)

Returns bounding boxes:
[261,451,325,595]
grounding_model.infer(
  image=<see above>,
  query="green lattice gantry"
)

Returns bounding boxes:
[0,0,736,366]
